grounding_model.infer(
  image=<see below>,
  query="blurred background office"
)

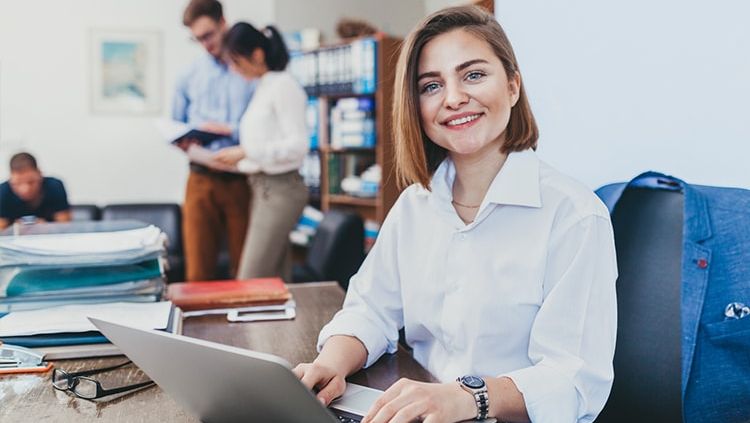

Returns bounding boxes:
[0,0,747,208]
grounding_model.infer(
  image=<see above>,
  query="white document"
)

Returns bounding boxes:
[0,226,163,256]
[0,301,173,337]
[186,144,241,174]
[154,119,192,143]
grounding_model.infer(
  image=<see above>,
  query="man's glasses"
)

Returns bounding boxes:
[190,29,218,44]
[51,360,154,400]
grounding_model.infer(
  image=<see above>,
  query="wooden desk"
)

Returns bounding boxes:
[0,282,435,422]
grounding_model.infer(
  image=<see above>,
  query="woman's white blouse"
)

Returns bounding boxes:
[237,71,308,174]
[318,149,618,423]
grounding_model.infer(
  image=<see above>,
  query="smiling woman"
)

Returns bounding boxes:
[293,6,618,423]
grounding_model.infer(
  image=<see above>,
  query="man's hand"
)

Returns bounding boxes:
[200,122,233,136]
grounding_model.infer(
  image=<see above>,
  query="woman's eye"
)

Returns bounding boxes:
[466,71,485,81]
[421,82,441,94]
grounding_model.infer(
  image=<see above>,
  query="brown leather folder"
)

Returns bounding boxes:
[166,278,291,311]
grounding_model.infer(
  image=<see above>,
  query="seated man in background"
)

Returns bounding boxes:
[0,152,71,229]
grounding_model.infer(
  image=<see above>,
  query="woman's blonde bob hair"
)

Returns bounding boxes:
[392,5,538,189]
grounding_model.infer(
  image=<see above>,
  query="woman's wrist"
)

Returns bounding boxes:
[452,381,483,421]
[315,335,368,378]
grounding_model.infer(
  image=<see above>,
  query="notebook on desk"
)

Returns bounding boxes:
[167,278,291,311]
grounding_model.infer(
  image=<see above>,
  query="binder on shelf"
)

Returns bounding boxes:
[288,37,378,96]
[300,152,322,194]
[306,97,320,149]
[330,97,376,149]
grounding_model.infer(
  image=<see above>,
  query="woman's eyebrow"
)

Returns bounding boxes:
[455,58,488,72]
[417,59,490,81]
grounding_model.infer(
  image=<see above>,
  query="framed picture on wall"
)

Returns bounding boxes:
[90,29,161,115]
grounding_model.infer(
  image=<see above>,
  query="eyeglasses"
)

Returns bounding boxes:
[51,360,154,400]
[190,29,218,44]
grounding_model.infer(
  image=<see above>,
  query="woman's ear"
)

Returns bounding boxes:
[509,71,521,107]
[251,47,266,65]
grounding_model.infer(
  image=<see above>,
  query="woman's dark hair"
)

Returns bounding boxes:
[224,23,289,71]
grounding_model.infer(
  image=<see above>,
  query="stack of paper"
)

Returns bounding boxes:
[0,221,168,313]
[0,301,182,360]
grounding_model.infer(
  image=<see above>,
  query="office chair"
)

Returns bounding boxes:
[595,186,683,422]
[70,204,101,221]
[292,209,365,290]
[101,203,185,283]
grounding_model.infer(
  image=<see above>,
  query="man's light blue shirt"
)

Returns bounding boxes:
[172,54,256,151]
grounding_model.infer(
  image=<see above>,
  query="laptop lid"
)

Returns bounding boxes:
[89,317,354,422]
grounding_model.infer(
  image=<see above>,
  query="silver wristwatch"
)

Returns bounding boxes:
[457,375,489,420]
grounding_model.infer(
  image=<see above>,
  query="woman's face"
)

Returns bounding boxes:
[418,29,520,160]
[229,49,265,80]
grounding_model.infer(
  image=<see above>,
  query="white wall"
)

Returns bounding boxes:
[274,0,425,40]
[3,1,746,207]
[496,1,750,189]
[0,0,274,205]
[424,0,472,15]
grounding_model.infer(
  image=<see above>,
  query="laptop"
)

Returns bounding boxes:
[89,318,382,422]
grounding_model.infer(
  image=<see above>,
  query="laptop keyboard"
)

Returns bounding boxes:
[333,409,363,423]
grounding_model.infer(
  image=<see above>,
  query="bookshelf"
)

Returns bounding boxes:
[292,34,402,245]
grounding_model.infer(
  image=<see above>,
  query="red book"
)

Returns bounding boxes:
[166,278,291,311]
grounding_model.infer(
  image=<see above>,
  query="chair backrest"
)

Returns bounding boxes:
[305,209,365,290]
[596,187,683,421]
[70,204,101,221]
[101,203,182,255]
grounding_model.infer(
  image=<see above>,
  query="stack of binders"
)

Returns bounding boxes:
[287,37,377,96]
[0,220,167,313]
[330,97,376,149]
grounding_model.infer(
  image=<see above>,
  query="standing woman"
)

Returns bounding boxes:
[293,6,618,423]
[214,22,308,282]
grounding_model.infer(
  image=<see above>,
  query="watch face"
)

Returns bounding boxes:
[461,375,485,389]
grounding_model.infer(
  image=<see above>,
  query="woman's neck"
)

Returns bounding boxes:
[451,147,508,208]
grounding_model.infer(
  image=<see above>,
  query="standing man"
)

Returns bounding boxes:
[0,152,71,230]
[175,0,255,281]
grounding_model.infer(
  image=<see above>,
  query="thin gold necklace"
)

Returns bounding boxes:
[451,199,481,209]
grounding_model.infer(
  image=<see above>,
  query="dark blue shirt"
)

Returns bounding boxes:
[0,177,70,222]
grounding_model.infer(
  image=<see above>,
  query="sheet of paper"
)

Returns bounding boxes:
[154,118,191,143]
[0,301,173,337]
[186,144,241,174]
[0,226,163,256]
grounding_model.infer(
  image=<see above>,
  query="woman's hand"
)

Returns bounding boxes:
[213,146,246,166]
[362,378,477,423]
[292,361,348,406]
[199,121,233,136]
